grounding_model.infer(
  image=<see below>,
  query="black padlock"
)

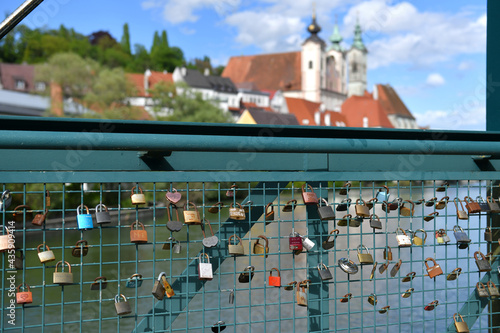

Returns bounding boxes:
[369,214,382,229]
[318,198,335,221]
[212,321,227,332]
[238,266,255,283]
[336,198,351,212]
[95,204,111,224]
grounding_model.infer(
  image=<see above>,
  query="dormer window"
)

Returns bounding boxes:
[35,82,46,92]
[309,61,313,69]
[15,79,26,90]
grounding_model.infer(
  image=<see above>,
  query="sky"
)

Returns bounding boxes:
[0,0,487,130]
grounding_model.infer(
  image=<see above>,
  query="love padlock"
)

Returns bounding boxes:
[16,283,33,305]
[130,186,146,205]
[453,198,468,220]
[115,294,132,316]
[228,202,246,221]
[425,257,443,278]
[166,203,183,232]
[71,239,89,257]
[53,261,73,285]
[322,229,339,250]
[198,253,213,280]
[301,183,318,205]
[253,235,269,257]
[355,199,370,218]
[289,229,303,251]
[184,202,201,224]
[37,244,55,263]
[76,205,93,230]
[130,221,148,243]
[95,203,111,224]
[268,268,281,287]
[376,185,390,202]
[318,263,333,281]
[238,266,255,283]
[228,235,244,255]
[265,202,274,221]
[318,198,335,221]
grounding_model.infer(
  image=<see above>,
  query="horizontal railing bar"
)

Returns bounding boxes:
[2,130,500,155]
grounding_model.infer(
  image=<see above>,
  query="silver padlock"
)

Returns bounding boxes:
[173,240,181,254]
[0,190,12,210]
[115,294,132,316]
[301,234,315,251]
[198,253,213,280]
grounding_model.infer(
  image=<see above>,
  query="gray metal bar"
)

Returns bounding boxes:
[2,130,500,155]
[0,0,44,39]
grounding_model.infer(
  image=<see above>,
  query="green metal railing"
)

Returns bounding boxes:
[0,116,499,332]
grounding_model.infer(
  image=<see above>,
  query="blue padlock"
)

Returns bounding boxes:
[376,185,390,203]
[77,205,94,230]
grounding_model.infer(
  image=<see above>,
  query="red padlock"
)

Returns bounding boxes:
[301,183,318,205]
[16,283,33,304]
[268,268,281,287]
[289,229,303,251]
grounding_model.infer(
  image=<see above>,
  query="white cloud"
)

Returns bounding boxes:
[415,106,485,131]
[426,73,445,86]
[458,61,474,71]
[142,0,241,24]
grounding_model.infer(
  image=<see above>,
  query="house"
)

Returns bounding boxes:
[127,70,174,114]
[285,97,348,127]
[237,108,299,126]
[0,63,47,93]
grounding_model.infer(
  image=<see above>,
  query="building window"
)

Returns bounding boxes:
[352,63,358,73]
[15,79,26,90]
[35,82,46,91]
[309,61,313,69]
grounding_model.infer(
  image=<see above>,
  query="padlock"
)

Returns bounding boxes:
[453,313,470,333]
[485,251,495,263]
[183,202,201,224]
[166,203,183,232]
[228,235,244,255]
[44,190,51,207]
[152,272,174,299]
[76,205,93,230]
[284,281,297,291]
[165,187,182,204]
[322,229,339,250]
[435,230,444,244]
[435,196,449,210]
[130,186,146,205]
[201,218,218,248]
[72,239,89,257]
[376,185,390,202]
[366,197,377,210]
[228,202,246,221]
[487,196,500,213]
[317,263,333,281]
[0,226,13,252]
[439,229,451,243]
[357,244,373,264]
[301,183,318,205]
[173,240,182,254]
[126,273,143,288]
[208,201,224,214]
[226,184,238,197]
[14,250,23,270]
[296,281,308,306]
[318,198,335,221]
[211,321,227,333]
[268,268,281,287]
[390,259,402,277]
[488,281,500,298]
[336,198,351,212]
[424,300,439,311]
[53,261,73,285]
[349,216,363,227]
[396,228,412,247]
[228,289,234,304]
[13,205,33,223]
[436,181,448,192]
[337,214,351,226]
[476,282,489,297]
[340,293,352,303]
[453,225,471,247]
[370,262,377,280]
[16,283,33,305]
[383,246,393,261]
[369,214,382,229]
[338,258,358,274]
[95,203,111,224]
[425,257,443,278]
[115,294,132,316]
[389,197,402,211]
[282,199,297,212]
[464,196,481,214]
[130,221,148,243]
[446,268,462,281]
[453,198,468,220]
[32,209,48,226]
[0,190,12,210]
[253,235,269,257]
[400,200,415,217]
[162,236,175,250]
[425,197,437,207]
[484,227,493,242]
[368,293,378,306]
[339,182,351,195]
[413,229,427,246]
[289,229,303,251]
[379,260,389,274]
[474,251,491,272]
[355,199,370,218]
[401,272,416,282]
[198,253,213,280]
[379,306,390,314]
[37,244,55,263]
[301,234,315,251]
[90,276,108,290]
[424,211,439,222]
[242,201,252,213]
[238,265,255,283]
[401,288,414,298]
[476,196,490,212]
[265,202,274,221]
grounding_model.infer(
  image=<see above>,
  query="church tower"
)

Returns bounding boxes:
[301,7,326,103]
[326,18,346,95]
[347,19,367,97]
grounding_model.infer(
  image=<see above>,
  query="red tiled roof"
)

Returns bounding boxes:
[242,102,273,112]
[127,71,173,97]
[285,97,348,127]
[222,52,301,92]
[377,84,415,119]
[341,95,394,128]
[0,63,35,92]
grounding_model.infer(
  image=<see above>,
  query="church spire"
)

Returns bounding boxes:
[307,2,321,35]
[329,15,343,52]
[352,17,366,52]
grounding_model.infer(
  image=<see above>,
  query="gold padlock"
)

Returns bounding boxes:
[383,246,392,261]
[183,202,201,224]
[228,202,246,220]
[424,211,439,222]
[435,196,449,210]
[37,243,55,263]
[400,200,414,217]
[357,244,373,264]
[454,198,468,220]
[253,235,269,257]
[130,186,146,205]
[355,199,370,218]
[413,229,427,246]
[228,235,244,255]
[446,267,462,281]
[368,293,377,306]
[453,313,469,333]
[53,261,73,285]
[265,202,274,221]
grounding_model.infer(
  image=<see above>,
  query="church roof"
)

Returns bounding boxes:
[222,52,302,92]
[351,21,367,52]
[341,94,394,128]
[328,23,343,52]
[285,97,348,127]
[376,84,415,119]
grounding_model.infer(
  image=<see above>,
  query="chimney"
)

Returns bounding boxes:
[181,67,187,76]
[324,113,331,126]
[50,82,63,116]
[144,69,152,95]
[204,68,210,76]
[373,85,379,100]
[314,111,321,126]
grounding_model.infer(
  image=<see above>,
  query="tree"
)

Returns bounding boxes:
[149,82,233,123]
[120,23,131,55]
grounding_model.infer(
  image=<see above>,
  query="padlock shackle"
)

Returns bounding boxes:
[415,229,427,241]
[357,244,369,254]
[1,190,10,199]
[95,203,108,213]
[55,260,72,273]
[424,257,437,269]
[301,183,314,193]
[265,202,274,213]
[285,199,297,207]
[356,198,366,205]
[244,265,255,272]
[319,198,329,207]
[394,259,402,269]
[16,283,30,292]
[395,227,407,236]
[340,293,352,302]
[228,235,242,245]
[257,235,269,247]
[131,186,143,195]
[404,200,414,209]
[75,239,88,247]
[14,205,31,212]
[199,253,210,263]
[167,203,180,222]
[129,273,142,279]
[488,281,497,289]
[453,197,466,211]
[76,204,89,215]
[317,263,329,272]
[203,218,215,236]
[477,282,486,289]
[229,202,243,209]
[94,276,107,282]
[115,293,127,303]
[453,313,465,324]
[157,272,167,280]
[37,243,50,253]
[369,214,380,221]
[326,229,339,242]
[474,250,486,261]
[379,185,389,193]
[404,272,416,280]
[131,221,145,230]
[270,267,280,276]
[487,195,496,203]
[476,195,485,203]
[453,225,464,232]
[463,196,474,204]
[184,201,199,211]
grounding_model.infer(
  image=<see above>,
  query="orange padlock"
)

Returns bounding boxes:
[130,221,148,243]
[16,283,33,304]
[268,268,281,287]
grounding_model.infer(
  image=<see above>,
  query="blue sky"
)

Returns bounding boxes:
[1,0,487,130]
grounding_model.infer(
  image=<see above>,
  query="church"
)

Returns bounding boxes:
[223,13,420,129]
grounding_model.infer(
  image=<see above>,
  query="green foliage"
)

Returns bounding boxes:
[120,23,131,55]
[150,30,183,72]
[149,82,233,123]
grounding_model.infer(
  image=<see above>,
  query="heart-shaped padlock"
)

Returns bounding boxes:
[165,188,182,204]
